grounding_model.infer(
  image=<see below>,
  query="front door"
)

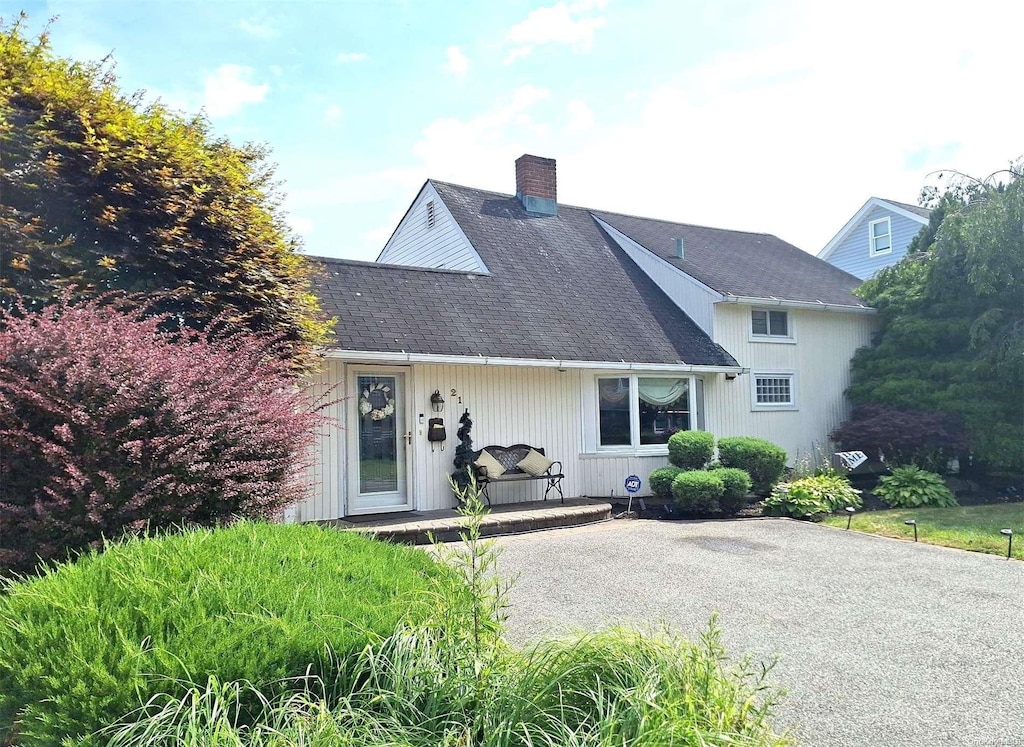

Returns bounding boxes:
[348,370,412,515]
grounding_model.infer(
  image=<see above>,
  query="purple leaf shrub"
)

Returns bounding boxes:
[0,295,323,575]
[829,404,969,473]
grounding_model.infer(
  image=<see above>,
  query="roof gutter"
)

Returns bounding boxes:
[321,349,746,374]
[718,295,876,314]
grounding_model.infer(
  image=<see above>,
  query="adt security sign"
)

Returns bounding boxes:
[624,475,642,494]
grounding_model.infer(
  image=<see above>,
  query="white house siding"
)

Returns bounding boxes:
[295,358,348,522]
[826,206,926,280]
[408,363,584,510]
[595,217,719,336]
[579,454,672,498]
[297,361,587,520]
[376,182,487,272]
[704,304,876,464]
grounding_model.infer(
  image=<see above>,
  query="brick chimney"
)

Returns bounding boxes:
[515,154,558,216]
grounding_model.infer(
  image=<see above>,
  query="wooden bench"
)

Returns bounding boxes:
[471,444,564,505]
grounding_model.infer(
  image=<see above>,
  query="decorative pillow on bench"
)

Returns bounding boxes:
[517,449,554,476]
[474,449,506,477]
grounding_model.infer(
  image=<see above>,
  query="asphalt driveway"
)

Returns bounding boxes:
[494,518,1024,747]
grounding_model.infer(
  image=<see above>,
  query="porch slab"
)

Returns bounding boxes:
[333,498,613,545]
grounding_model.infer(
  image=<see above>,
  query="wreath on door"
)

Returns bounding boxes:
[359,382,395,420]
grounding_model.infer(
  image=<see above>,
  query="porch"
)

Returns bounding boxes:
[329,497,613,545]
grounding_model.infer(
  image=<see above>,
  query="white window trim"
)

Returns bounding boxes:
[591,373,700,455]
[749,308,796,344]
[750,370,798,411]
[868,217,892,257]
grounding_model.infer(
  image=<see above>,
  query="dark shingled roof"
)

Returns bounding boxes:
[311,182,737,367]
[882,198,932,219]
[591,209,867,307]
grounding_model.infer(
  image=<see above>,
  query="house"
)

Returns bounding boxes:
[818,197,931,280]
[293,155,875,520]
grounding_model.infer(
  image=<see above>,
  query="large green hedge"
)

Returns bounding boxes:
[0,522,446,747]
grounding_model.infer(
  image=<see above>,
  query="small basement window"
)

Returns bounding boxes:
[751,309,790,339]
[426,200,436,229]
[869,217,891,256]
[751,372,796,410]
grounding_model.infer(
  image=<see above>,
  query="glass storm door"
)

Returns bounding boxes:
[348,371,411,514]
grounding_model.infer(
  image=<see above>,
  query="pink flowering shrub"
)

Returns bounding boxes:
[0,296,322,575]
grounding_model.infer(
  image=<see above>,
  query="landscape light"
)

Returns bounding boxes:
[1000,529,1013,560]
[904,519,918,542]
[845,506,856,530]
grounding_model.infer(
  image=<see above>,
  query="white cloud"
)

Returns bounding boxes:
[336,52,369,63]
[443,46,470,80]
[238,18,278,39]
[564,99,594,133]
[366,0,1021,260]
[324,104,344,125]
[505,0,607,63]
[393,85,552,191]
[202,65,269,118]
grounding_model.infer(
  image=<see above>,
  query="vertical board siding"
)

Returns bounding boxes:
[377,183,486,272]
[826,207,926,280]
[580,455,672,498]
[595,217,719,336]
[705,305,876,464]
[410,364,584,510]
[294,359,346,522]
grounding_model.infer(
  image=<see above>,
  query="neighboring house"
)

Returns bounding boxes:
[818,197,931,280]
[293,155,875,520]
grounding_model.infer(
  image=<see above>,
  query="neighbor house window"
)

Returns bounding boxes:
[598,375,693,449]
[751,372,796,410]
[869,217,892,256]
[751,309,790,339]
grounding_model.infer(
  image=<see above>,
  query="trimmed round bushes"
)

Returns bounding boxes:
[649,466,684,499]
[667,430,714,470]
[714,467,753,515]
[717,437,787,494]
[671,470,724,512]
[0,522,446,747]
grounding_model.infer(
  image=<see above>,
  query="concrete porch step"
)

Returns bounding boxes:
[342,498,613,545]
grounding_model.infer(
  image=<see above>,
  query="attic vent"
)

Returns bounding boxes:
[426,200,436,229]
[674,237,684,259]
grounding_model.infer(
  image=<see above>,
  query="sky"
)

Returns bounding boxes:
[15,0,1024,262]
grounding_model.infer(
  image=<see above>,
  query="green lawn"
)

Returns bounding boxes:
[822,503,1024,559]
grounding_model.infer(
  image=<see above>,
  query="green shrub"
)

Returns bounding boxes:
[718,437,787,494]
[671,470,724,512]
[667,430,715,470]
[874,465,958,508]
[649,466,684,499]
[715,467,753,515]
[0,522,446,747]
[764,474,862,519]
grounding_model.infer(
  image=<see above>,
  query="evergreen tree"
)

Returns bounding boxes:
[848,162,1023,473]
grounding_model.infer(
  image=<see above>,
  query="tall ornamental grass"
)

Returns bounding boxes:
[100,484,794,747]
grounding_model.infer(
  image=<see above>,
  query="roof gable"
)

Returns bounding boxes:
[376,181,488,272]
[819,197,930,261]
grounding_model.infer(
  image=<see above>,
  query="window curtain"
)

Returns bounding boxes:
[637,378,687,406]
[598,378,630,404]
